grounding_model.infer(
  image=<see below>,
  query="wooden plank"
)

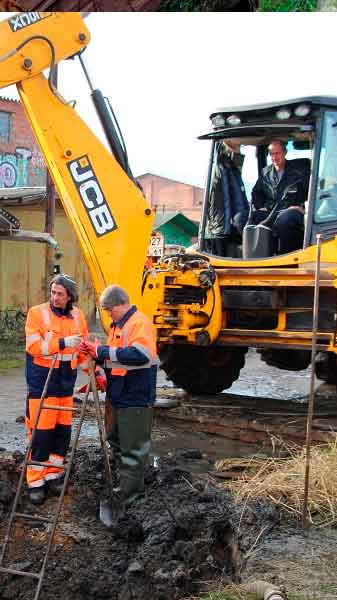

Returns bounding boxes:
[210,471,245,480]
[155,411,337,445]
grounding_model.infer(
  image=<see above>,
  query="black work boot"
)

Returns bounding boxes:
[29,485,46,505]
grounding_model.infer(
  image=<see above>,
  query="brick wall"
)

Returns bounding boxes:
[0,97,46,188]
[138,173,203,222]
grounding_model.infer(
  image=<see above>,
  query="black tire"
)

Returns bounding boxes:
[159,344,247,395]
[315,352,337,384]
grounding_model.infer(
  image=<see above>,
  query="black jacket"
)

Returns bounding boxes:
[208,158,249,237]
[252,159,310,212]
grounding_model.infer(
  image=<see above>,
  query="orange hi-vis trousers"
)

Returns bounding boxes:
[25,395,73,488]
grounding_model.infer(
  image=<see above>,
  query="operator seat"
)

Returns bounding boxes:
[287,157,311,191]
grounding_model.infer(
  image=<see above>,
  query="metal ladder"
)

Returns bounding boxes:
[0,356,113,600]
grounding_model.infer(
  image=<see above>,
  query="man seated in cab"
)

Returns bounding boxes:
[250,139,309,254]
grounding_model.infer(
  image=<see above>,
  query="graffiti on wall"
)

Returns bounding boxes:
[0,147,46,188]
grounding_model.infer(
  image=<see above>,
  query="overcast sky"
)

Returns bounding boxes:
[1,12,337,187]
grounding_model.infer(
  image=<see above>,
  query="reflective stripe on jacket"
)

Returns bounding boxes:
[96,305,158,408]
[25,302,88,398]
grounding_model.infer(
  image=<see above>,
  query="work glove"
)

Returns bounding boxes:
[64,335,82,348]
[79,340,99,357]
[94,366,107,392]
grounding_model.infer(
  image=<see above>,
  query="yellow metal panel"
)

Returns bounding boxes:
[0,12,90,89]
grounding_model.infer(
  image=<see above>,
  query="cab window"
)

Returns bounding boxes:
[315,110,337,223]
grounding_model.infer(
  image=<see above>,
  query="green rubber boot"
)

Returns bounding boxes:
[117,406,153,506]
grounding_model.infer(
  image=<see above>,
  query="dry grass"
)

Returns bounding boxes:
[215,438,337,527]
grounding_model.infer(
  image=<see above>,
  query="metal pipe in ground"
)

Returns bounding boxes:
[302,234,322,529]
[87,357,113,491]
[244,580,285,599]
[87,357,117,528]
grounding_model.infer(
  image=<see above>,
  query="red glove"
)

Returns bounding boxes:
[79,340,99,357]
[95,374,107,392]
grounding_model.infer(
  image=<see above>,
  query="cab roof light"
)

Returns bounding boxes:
[226,114,241,127]
[276,107,292,120]
[211,115,226,128]
[294,103,311,117]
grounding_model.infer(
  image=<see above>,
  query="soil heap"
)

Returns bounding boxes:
[0,448,279,600]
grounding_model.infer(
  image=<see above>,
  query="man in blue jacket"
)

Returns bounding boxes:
[80,285,157,509]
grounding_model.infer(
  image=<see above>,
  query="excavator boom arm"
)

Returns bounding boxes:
[0,13,153,329]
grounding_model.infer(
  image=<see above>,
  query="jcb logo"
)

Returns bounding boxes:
[68,156,117,238]
[8,13,52,32]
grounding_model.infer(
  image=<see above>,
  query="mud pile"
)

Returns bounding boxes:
[0,452,21,519]
[0,448,279,600]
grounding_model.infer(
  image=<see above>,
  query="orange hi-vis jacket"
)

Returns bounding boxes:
[25,302,88,398]
[96,305,158,408]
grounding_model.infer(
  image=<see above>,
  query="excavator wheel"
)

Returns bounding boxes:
[315,352,337,384]
[159,344,247,395]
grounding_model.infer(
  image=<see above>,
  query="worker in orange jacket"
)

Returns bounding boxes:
[80,284,158,511]
[25,274,88,505]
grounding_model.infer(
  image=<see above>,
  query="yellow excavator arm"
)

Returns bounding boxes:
[0,12,153,329]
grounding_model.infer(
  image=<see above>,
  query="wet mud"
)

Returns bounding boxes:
[0,448,280,600]
[1,448,337,600]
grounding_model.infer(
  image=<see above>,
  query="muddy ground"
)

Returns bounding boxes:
[1,352,337,600]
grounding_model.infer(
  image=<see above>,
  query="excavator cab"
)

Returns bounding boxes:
[198,97,337,260]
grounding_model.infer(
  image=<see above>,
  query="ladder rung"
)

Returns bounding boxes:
[14,512,52,524]
[0,565,39,579]
[42,405,80,412]
[27,460,65,469]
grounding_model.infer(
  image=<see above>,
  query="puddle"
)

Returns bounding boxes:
[0,421,26,453]
[74,413,266,476]
[150,426,267,475]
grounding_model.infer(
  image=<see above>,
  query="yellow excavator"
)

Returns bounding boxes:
[1,12,337,396]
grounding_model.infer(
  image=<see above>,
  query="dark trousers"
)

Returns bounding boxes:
[252,208,304,254]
